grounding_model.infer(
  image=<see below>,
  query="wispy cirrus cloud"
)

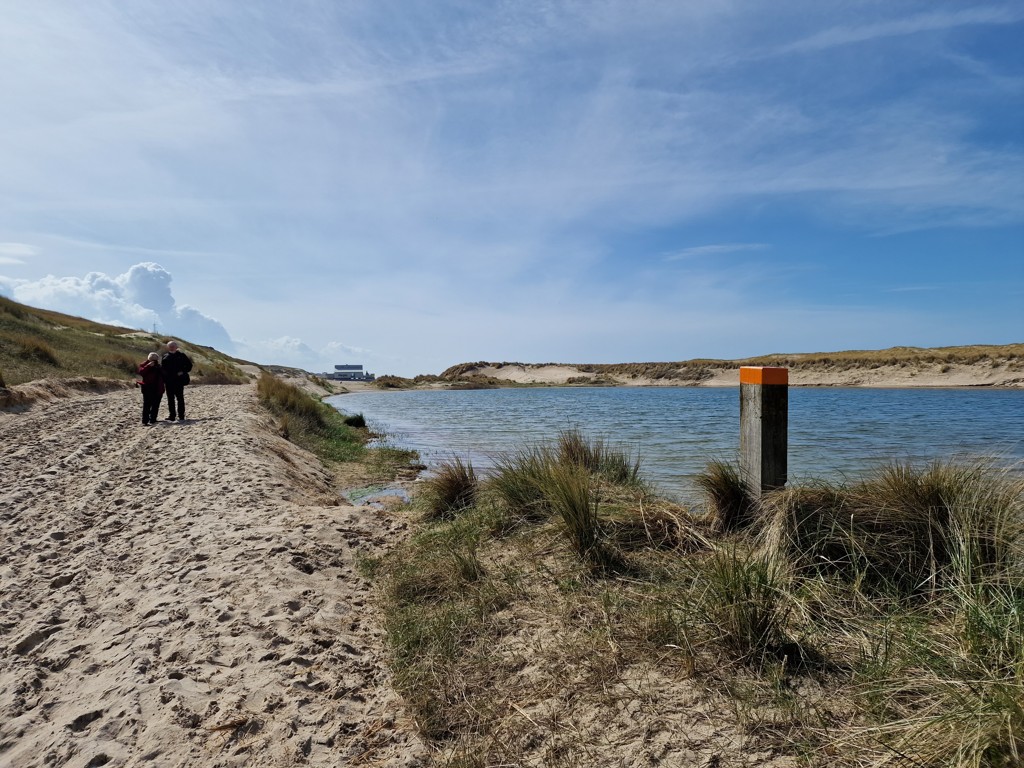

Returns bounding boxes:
[664,243,770,261]
[0,243,37,265]
[778,6,1024,55]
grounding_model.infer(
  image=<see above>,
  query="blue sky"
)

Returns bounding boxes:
[0,1,1021,376]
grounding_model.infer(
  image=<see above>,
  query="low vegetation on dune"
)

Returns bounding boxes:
[255,372,422,486]
[440,344,1024,386]
[367,435,1024,767]
[0,295,248,389]
[256,372,366,463]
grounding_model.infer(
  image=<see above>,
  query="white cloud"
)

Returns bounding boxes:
[0,242,36,265]
[235,336,382,374]
[664,243,770,261]
[2,263,234,350]
[779,7,1024,55]
[0,242,37,257]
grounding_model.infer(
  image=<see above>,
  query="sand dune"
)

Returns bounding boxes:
[0,385,424,767]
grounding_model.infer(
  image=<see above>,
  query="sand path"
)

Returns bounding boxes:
[0,385,424,767]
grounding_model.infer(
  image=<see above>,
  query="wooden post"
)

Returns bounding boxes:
[739,366,788,497]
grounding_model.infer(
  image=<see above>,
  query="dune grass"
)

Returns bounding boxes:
[0,295,248,387]
[439,343,1024,385]
[256,372,365,462]
[420,457,479,521]
[695,459,756,533]
[370,445,1024,767]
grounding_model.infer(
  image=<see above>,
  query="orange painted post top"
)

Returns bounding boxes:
[739,366,789,385]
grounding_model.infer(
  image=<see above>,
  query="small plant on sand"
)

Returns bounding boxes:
[695,459,756,533]
[696,547,792,666]
[421,457,479,521]
[544,462,623,574]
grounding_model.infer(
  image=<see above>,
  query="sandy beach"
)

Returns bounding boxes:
[0,384,425,767]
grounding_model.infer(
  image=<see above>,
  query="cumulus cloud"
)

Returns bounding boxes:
[1,261,379,371]
[1,262,234,351]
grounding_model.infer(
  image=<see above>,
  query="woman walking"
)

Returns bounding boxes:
[137,352,164,425]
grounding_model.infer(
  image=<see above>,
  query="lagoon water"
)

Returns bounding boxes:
[329,387,1024,501]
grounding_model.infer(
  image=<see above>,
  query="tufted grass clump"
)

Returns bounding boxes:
[761,460,1024,597]
[421,457,479,521]
[8,333,60,366]
[696,547,794,666]
[556,427,641,486]
[488,444,556,524]
[544,461,623,574]
[695,459,757,533]
[342,412,366,428]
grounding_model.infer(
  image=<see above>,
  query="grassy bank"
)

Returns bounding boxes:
[0,295,248,388]
[368,436,1023,767]
[256,371,367,463]
[255,372,423,486]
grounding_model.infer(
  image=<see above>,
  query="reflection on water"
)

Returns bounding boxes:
[329,387,1024,501]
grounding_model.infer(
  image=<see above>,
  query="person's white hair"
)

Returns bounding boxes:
[166,340,179,351]
[147,352,160,362]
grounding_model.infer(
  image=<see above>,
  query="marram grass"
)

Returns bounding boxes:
[421,456,478,521]
[376,443,1024,768]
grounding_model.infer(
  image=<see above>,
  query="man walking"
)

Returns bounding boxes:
[161,340,193,421]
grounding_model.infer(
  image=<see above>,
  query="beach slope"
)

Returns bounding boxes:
[0,384,424,767]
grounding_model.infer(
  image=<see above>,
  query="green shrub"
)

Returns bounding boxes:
[343,412,366,428]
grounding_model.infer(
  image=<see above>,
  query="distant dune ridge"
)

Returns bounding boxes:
[439,345,1024,388]
[2,295,1021,392]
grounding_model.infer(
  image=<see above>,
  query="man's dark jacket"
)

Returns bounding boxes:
[161,350,193,383]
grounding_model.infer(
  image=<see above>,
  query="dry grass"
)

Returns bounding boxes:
[420,457,479,521]
[695,459,757,533]
[438,344,1024,386]
[257,372,365,462]
[0,295,249,387]
[373,450,1024,767]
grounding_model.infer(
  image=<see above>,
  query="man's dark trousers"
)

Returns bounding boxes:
[165,380,186,420]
